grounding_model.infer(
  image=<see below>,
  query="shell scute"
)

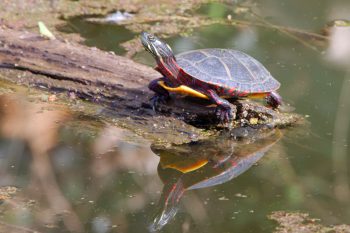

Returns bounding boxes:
[195,57,229,78]
[179,50,208,62]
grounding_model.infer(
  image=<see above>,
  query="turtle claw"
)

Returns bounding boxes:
[215,106,235,124]
[150,94,169,111]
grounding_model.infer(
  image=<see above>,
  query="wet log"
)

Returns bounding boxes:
[0,27,302,144]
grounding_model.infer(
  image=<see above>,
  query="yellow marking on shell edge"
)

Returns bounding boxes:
[158,81,209,99]
[248,93,268,99]
[162,159,208,173]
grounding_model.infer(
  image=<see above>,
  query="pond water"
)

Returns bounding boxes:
[1,0,350,232]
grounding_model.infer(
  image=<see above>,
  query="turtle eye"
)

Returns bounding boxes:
[148,35,155,41]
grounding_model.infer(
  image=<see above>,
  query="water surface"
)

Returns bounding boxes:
[1,1,350,232]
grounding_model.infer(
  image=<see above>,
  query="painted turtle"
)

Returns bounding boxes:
[141,32,282,122]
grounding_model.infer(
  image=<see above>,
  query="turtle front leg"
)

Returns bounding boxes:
[148,78,170,110]
[207,90,236,123]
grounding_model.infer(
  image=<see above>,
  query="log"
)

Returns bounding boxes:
[0,28,212,116]
[0,27,302,145]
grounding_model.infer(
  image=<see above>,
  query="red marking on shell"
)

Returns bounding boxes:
[238,91,248,97]
[228,87,236,95]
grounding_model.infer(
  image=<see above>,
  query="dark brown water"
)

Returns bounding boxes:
[1,0,350,232]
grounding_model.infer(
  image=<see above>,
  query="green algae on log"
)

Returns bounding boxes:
[0,27,302,145]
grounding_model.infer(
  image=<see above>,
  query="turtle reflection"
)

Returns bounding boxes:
[149,130,282,232]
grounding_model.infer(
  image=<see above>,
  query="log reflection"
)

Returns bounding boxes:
[0,94,84,232]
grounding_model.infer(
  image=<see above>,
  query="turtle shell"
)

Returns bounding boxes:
[176,49,280,93]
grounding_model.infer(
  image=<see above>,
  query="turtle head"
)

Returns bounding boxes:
[141,32,175,61]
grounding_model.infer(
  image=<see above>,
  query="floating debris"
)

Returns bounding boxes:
[105,11,133,23]
[0,186,19,202]
[218,196,229,201]
[86,11,134,24]
[234,193,248,198]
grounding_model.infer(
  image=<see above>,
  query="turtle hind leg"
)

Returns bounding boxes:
[207,89,236,124]
[266,91,282,109]
[148,78,170,111]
